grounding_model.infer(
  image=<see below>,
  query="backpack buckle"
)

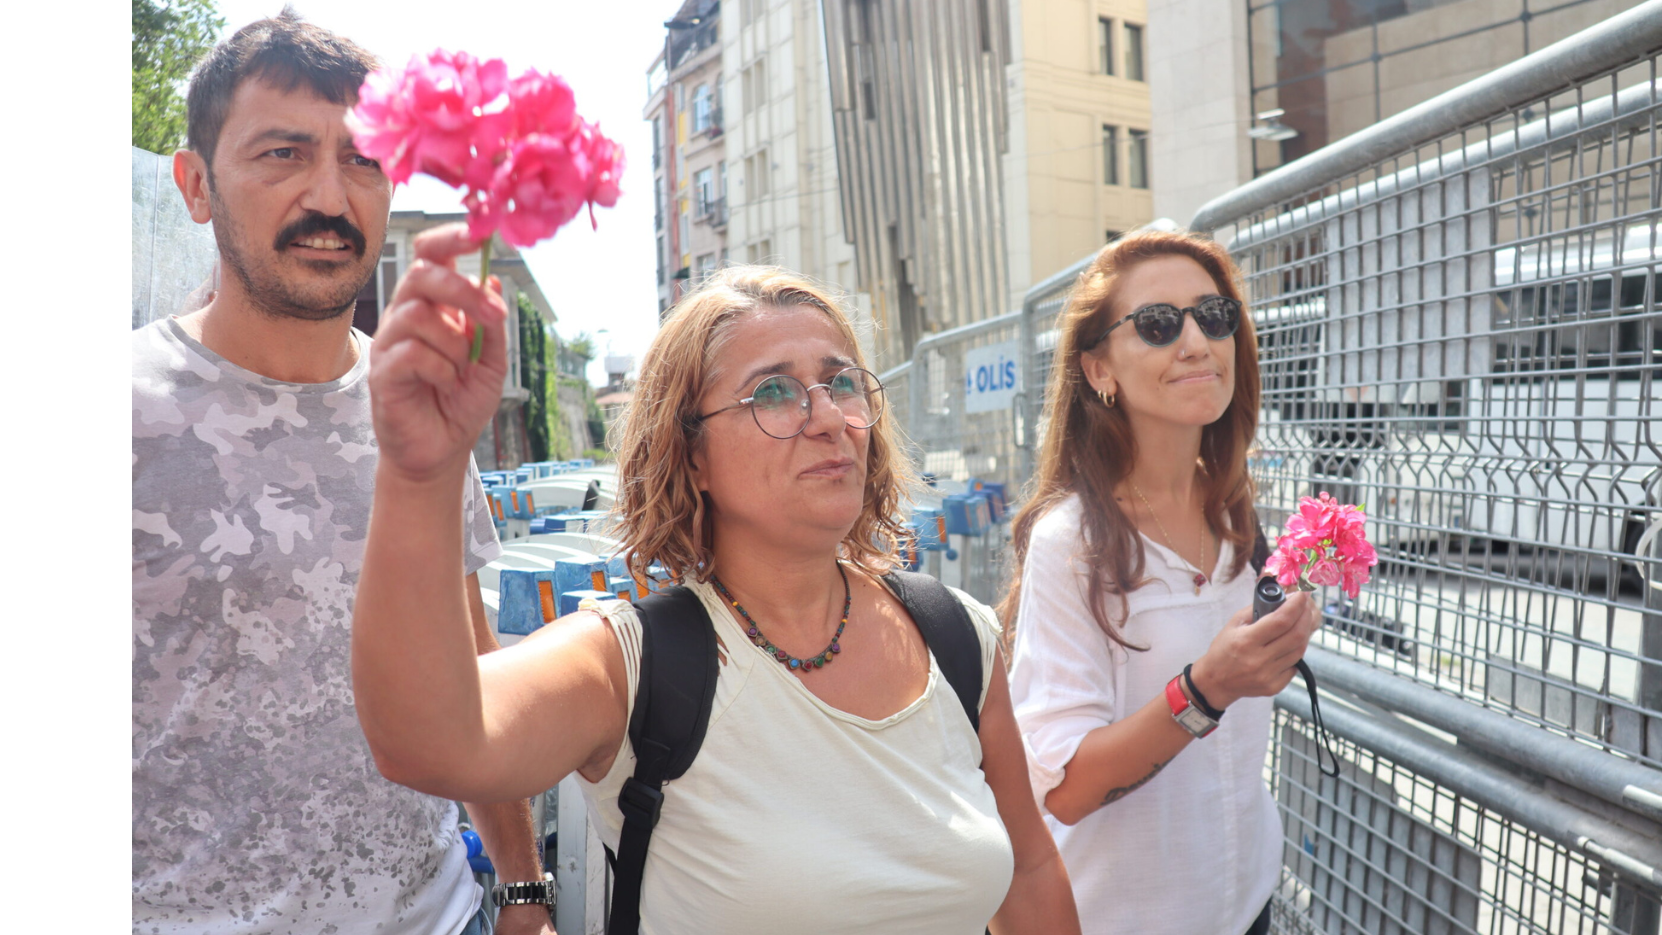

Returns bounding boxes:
[618,776,665,829]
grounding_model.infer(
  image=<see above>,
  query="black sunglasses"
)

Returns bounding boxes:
[1093,295,1241,348]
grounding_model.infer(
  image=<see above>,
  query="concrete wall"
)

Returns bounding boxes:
[1146,0,1255,229]
[132,147,218,329]
[1324,0,1644,142]
[1150,0,1647,230]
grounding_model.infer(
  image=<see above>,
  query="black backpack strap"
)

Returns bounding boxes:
[881,570,983,735]
[1249,506,1271,576]
[606,585,719,935]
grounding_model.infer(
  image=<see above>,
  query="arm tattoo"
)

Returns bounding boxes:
[1100,757,1173,806]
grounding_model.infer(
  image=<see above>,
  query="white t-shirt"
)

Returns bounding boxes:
[577,575,1016,934]
[1007,493,1281,935]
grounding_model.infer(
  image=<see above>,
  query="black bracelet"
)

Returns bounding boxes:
[1183,663,1227,721]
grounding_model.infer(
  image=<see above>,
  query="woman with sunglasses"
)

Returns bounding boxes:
[350,228,1080,935]
[999,230,1321,935]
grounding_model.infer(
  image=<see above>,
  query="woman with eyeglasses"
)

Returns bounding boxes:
[999,231,1321,935]
[350,228,1080,935]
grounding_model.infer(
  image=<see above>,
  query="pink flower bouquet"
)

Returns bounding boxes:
[1263,492,1379,599]
[348,50,624,359]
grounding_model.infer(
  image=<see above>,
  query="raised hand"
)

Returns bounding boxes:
[1190,589,1321,710]
[368,224,510,481]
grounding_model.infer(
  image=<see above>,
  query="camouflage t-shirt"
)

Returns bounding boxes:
[132,318,504,935]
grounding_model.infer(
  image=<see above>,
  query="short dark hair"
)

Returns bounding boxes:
[185,6,379,171]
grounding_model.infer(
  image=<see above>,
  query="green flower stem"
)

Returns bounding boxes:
[470,238,491,363]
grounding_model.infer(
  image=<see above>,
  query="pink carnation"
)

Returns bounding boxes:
[1267,492,1378,597]
[1307,558,1343,588]
[505,70,577,138]
[351,52,624,251]
[348,50,510,188]
[466,134,589,246]
[1263,545,1308,590]
[577,120,625,210]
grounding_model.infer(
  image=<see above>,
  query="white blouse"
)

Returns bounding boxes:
[576,575,1016,935]
[1008,493,1281,935]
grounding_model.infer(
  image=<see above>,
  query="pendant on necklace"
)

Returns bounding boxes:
[1193,572,1208,595]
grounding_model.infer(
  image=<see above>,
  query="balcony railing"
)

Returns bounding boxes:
[694,196,727,229]
[670,20,719,71]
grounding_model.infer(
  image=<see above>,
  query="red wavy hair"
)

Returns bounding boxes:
[997,231,1261,648]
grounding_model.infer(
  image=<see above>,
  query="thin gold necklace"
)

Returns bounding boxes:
[1131,481,1209,596]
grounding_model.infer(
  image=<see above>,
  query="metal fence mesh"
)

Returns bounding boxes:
[1268,707,1654,935]
[868,18,1662,935]
[1230,53,1662,772]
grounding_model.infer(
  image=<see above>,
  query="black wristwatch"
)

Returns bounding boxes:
[491,871,555,908]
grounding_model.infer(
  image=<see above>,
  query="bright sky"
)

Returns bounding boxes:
[215,0,677,385]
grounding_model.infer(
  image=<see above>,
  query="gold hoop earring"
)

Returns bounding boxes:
[1098,388,1117,409]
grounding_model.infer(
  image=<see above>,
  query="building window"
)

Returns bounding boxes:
[742,59,769,115]
[1128,129,1149,189]
[692,84,711,133]
[1098,17,1114,76]
[657,234,666,285]
[694,168,714,213]
[696,252,717,280]
[1101,124,1119,185]
[352,242,400,335]
[717,160,727,197]
[747,149,770,199]
[1125,23,1145,82]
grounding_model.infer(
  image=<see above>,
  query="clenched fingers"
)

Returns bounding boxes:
[372,334,465,398]
[387,259,508,330]
[375,298,474,373]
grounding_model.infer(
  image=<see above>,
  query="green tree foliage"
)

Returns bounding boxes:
[133,0,224,154]
[517,293,555,462]
[565,332,596,360]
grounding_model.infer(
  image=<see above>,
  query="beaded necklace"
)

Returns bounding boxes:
[712,565,850,674]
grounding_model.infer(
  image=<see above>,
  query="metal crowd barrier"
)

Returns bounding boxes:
[864,5,1662,933]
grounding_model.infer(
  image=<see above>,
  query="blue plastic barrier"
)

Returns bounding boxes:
[462,827,495,874]
[970,480,1009,523]
[557,589,613,616]
[553,556,610,598]
[911,508,948,550]
[498,569,559,636]
[943,493,992,537]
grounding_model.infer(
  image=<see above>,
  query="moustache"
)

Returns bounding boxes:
[274,213,367,258]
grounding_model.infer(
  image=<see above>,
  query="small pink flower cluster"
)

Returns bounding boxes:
[1263,492,1379,598]
[347,50,623,247]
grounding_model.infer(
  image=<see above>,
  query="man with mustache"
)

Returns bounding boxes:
[131,11,554,935]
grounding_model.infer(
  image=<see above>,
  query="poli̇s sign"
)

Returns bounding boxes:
[963,340,1020,414]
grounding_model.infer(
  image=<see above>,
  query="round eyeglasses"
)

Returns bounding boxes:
[1093,295,1241,349]
[696,367,886,439]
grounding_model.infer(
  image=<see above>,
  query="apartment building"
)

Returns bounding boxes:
[822,0,1155,367]
[1004,0,1154,303]
[720,0,871,352]
[1149,0,1647,227]
[645,0,730,318]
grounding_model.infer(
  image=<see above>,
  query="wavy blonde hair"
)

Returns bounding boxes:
[997,231,1262,647]
[610,266,919,585]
